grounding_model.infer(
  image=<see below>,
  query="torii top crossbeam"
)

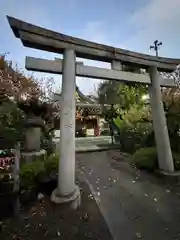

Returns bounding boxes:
[7,16,180,72]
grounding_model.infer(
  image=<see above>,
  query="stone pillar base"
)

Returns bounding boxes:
[51,185,81,210]
[156,170,180,184]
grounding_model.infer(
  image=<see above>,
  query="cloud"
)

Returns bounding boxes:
[125,0,180,57]
[78,0,180,94]
[82,21,109,44]
[130,0,180,28]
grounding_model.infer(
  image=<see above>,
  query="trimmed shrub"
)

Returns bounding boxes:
[20,161,45,190]
[131,147,158,171]
[44,152,59,175]
[131,147,180,171]
[119,124,151,153]
[20,152,60,190]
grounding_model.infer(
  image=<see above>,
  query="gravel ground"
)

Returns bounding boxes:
[0,174,113,240]
[2,149,180,240]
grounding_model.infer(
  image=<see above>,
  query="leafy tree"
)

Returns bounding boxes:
[96,65,180,154]
[104,104,118,122]
[162,87,180,152]
[0,55,56,149]
[117,83,147,110]
[96,66,148,146]
[0,99,25,148]
[96,65,147,110]
[97,80,121,105]
[0,56,41,102]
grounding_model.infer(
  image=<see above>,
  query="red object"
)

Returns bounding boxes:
[0,157,15,168]
[94,127,100,136]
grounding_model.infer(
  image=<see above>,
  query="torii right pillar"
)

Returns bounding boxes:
[148,66,174,172]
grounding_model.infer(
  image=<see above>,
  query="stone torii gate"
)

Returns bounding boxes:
[7,16,180,208]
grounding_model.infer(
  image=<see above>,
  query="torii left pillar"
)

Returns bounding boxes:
[51,49,81,209]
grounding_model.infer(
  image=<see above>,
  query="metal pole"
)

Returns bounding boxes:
[150,40,162,57]
[155,48,158,57]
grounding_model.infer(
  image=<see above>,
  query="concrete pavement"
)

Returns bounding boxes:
[77,150,180,240]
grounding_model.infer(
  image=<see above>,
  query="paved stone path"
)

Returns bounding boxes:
[77,150,180,240]
[55,136,119,152]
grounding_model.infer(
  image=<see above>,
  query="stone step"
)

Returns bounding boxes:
[54,136,114,153]
[54,136,112,145]
[76,144,119,153]
[79,136,111,144]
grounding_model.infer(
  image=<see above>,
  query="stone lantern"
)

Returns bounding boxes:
[18,99,47,161]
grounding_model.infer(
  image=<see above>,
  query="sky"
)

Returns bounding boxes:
[1,0,180,94]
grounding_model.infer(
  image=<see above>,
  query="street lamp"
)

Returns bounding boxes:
[150,40,162,57]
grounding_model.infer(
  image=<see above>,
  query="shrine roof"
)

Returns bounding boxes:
[53,85,98,105]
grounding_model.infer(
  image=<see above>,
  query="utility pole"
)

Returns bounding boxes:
[150,40,162,57]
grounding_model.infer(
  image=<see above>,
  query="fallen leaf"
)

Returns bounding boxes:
[37,193,44,200]
[136,232,142,238]
[83,213,88,220]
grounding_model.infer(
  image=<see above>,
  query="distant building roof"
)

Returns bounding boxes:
[53,85,97,104]
[52,85,110,119]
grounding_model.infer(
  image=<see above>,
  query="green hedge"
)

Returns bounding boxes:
[44,152,59,175]
[131,147,180,171]
[20,161,45,189]
[130,147,158,171]
[20,152,60,190]
[118,125,151,153]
